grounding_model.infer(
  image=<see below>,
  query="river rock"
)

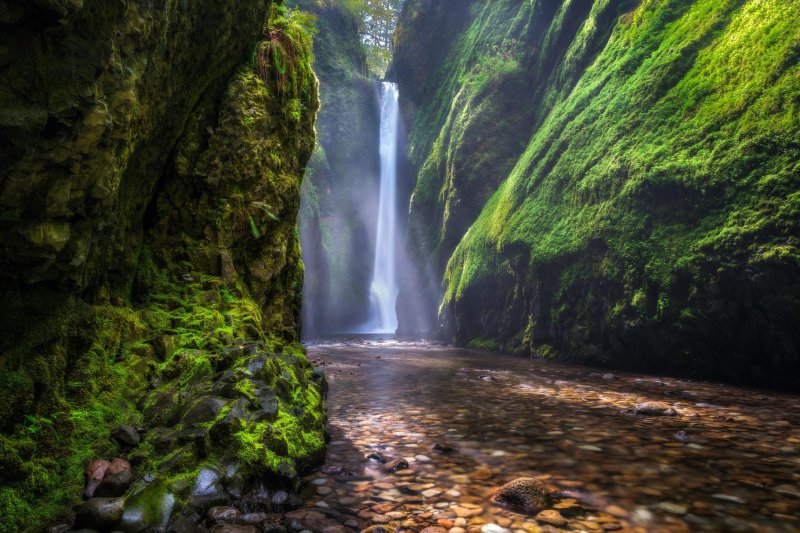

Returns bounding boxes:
[271,490,289,506]
[170,515,206,533]
[209,526,258,533]
[73,497,125,529]
[481,525,512,533]
[240,512,270,525]
[535,509,567,526]
[432,442,456,453]
[94,469,132,497]
[384,458,409,472]
[120,479,176,532]
[673,430,690,442]
[111,425,141,446]
[634,402,677,416]
[84,459,111,499]
[190,467,229,509]
[207,506,242,524]
[367,451,388,463]
[491,477,552,514]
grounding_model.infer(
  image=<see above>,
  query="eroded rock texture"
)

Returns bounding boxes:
[0,1,325,529]
[394,0,800,386]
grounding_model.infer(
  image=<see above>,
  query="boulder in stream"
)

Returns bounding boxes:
[491,477,553,515]
[634,402,677,416]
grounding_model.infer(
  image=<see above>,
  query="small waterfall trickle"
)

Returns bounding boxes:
[361,82,400,333]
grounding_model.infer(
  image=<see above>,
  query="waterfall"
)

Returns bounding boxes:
[362,82,400,333]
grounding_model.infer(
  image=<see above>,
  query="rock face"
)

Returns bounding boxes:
[0,1,325,530]
[491,478,552,515]
[292,0,382,334]
[393,0,800,387]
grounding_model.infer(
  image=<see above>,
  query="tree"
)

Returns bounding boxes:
[346,0,403,76]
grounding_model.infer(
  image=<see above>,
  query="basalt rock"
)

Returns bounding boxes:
[111,425,141,447]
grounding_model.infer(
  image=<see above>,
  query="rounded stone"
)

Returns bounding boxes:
[491,477,552,515]
[111,425,141,446]
[74,497,125,530]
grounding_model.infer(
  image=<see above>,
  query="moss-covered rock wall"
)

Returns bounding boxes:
[292,0,382,335]
[0,1,325,529]
[394,0,800,386]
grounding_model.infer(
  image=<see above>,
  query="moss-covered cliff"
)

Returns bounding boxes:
[292,0,382,335]
[395,0,800,385]
[0,1,324,530]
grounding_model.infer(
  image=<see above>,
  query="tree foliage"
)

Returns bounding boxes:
[345,0,403,76]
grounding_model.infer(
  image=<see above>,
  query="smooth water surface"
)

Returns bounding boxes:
[293,340,800,533]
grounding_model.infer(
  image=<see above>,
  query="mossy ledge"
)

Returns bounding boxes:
[0,1,324,530]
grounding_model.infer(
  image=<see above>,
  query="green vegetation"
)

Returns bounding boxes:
[398,0,800,382]
[0,2,324,530]
[345,0,403,76]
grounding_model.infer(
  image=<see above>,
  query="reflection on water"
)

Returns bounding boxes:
[293,340,800,532]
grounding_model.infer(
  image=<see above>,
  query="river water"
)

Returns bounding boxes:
[290,339,800,533]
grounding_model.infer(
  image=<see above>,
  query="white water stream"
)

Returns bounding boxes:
[361,82,400,333]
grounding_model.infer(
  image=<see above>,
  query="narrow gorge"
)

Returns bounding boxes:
[1,0,799,532]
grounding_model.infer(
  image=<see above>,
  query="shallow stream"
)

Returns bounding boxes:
[292,340,800,533]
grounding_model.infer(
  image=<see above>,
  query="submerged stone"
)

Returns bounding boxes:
[634,402,677,416]
[491,478,553,515]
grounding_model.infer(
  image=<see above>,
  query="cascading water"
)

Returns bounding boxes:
[361,82,400,333]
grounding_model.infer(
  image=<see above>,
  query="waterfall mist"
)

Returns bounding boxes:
[300,80,422,337]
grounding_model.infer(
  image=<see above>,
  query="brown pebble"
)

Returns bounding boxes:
[536,509,567,527]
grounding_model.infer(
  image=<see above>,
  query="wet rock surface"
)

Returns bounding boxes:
[490,478,552,514]
[73,497,125,530]
[292,339,800,532]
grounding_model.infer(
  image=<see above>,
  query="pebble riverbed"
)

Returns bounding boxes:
[290,339,800,533]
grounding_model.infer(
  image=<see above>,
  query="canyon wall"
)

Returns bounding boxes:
[0,1,325,529]
[394,0,800,386]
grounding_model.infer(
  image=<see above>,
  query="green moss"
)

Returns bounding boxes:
[0,0,326,527]
[406,0,800,379]
[0,487,33,532]
[467,338,500,351]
